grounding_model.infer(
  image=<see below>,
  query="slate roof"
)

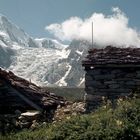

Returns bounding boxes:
[82,46,140,66]
[0,68,64,113]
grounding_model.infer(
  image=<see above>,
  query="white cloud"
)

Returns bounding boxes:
[45,7,140,47]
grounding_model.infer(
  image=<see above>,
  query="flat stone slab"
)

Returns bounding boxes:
[21,111,40,117]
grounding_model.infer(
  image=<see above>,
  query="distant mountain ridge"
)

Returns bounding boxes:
[0,14,91,87]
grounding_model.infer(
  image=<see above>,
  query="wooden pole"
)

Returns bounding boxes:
[92,22,93,48]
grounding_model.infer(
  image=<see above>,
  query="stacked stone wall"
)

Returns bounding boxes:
[85,67,140,111]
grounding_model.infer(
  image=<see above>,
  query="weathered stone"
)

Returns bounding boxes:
[87,88,131,93]
[30,120,39,129]
[115,78,133,81]
[20,122,31,128]
[85,75,93,81]
[87,69,101,75]
[120,93,129,96]
[111,69,122,74]
[136,71,140,76]
[104,88,132,93]
[125,81,136,86]
[85,80,102,87]
[93,74,115,80]
[125,73,136,78]
[63,109,71,114]
[18,111,40,122]
[53,102,86,122]
[15,110,21,117]
[86,94,102,101]
[108,84,120,89]
[135,80,140,86]
[104,81,116,85]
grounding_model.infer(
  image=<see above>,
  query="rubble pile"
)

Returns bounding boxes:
[53,102,86,122]
[17,111,41,129]
[0,111,41,133]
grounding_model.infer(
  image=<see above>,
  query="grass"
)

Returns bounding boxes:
[46,87,85,101]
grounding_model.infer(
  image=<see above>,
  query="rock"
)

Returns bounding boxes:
[125,81,136,86]
[17,111,41,128]
[63,109,71,114]
[86,80,102,86]
[53,102,86,122]
[21,111,40,116]
[85,75,93,81]
[30,120,39,129]
[88,69,101,75]
[15,110,21,117]
[94,74,115,80]
[108,84,120,89]
[20,122,31,128]
[49,92,56,96]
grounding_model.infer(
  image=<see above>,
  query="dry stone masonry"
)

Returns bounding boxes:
[82,46,140,111]
[0,68,66,133]
[0,67,65,114]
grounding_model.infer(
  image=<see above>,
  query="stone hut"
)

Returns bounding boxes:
[0,68,64,114]
[82,46,140,111]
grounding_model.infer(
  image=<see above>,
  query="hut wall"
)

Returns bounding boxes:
[85,66,140,111]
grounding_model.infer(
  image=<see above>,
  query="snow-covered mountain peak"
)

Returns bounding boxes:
[0,15,31,47]
[0,14,8,25]
[0,15,27,36]
[0,14,90,87]
[35,37,68,50]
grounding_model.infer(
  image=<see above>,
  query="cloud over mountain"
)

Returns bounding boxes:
[46,7,140,47]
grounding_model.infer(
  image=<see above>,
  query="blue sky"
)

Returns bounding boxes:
[0,0,140,41]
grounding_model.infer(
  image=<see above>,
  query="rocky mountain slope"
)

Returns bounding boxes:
[0,14,91,87]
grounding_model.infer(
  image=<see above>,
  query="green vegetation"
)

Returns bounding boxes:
[47,87,85,101]
[1,97,140,140]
